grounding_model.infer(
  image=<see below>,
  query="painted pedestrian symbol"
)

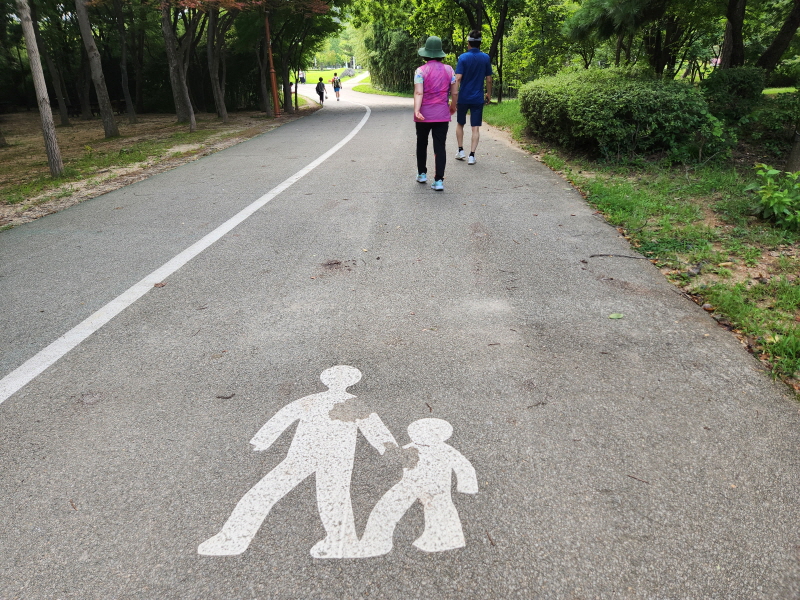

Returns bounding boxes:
[356,418,478,557]
[198,366,477,559]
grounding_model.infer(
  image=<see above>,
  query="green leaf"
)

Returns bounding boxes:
[608,313,625,319]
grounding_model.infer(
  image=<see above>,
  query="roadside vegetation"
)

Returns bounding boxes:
[483,99,800,391]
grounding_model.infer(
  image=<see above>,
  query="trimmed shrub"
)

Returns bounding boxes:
[519,69,728,161]
[701,66,766,123]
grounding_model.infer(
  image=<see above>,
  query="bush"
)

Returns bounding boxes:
[746,164,800,230]
[701,66,766,123]
[518,69,729,161]
[768,57,800,88]
[742,92,800,153]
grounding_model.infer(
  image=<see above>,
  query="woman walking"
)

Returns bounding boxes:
[413,36,458,191]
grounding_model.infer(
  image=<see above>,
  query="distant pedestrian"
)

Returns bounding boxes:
[413,36,458,192]
[315,77,327,106]
[299,71,306,84]
[331,73,342,101]
[454,30,493,165]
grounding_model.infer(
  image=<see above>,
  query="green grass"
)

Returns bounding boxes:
[352,83,413,98]
[483,99,526,138]
[763,87,797,95]
[295,69,363,84]
[483,99,800,387]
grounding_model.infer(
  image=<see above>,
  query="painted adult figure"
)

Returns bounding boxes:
[198,366,397,558]
[413,36,458,192]
[454,30,493,165]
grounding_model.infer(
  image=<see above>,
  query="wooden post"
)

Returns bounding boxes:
[265,12,280,117]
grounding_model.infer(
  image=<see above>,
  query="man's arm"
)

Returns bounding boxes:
[357,413,397,454]
[250,402,303,451]
[449,78,459,114]
[484,75,492,103]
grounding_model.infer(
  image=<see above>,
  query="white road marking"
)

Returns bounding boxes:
[0,105,371,406]
[356,418,478,557]
[198,368,477,559]
[198,366,397,559]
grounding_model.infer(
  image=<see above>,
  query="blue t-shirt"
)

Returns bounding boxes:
[455,48,493,105]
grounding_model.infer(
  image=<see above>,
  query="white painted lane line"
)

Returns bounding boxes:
[0,105,372,406]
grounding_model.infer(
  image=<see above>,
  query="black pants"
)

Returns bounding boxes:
[318,91,324,104]
[416,121,448,181]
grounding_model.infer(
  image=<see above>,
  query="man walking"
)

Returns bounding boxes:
[454,30,493,165]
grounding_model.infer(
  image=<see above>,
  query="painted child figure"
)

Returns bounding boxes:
[357,418,478,557]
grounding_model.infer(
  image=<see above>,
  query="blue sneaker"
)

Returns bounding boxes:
[431,179,444,191]
[416,173,427,183]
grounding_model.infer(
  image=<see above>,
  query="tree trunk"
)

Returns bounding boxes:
[112,0,136,124]
[160,4,196,130]
[487,0,508,61]
[15,0,63,176]
[786,130,800,171]
[130,1,145,113]
[31,3,70,126]
[79,55,92,120]
[74,0,119,137]
[0,128,7,147]
[615,33,624,67]
[719,0,746,68]
[756,0,800,72]
[207,8,235,122]
[257,43,273,116]
[281,61,294,114]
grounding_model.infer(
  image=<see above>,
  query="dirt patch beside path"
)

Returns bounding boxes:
[0,104,318,227]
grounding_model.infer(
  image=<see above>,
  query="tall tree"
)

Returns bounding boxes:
[160,2,196,130]
[755,0,800,72]
[206,5,238,122]
[112,0,137,123]
[15,0,63,176]
[74,0,119,137]
[31,1,71,126]
[719,0,746,68]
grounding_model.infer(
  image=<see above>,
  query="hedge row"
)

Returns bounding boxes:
[519,69,728,161]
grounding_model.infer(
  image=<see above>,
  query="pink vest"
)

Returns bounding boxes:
[415,61,454,123]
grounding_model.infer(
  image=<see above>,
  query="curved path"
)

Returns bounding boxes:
[0,83,798,598]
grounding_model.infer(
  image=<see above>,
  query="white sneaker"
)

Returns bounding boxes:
[455,149,466,160]
[468,155,476,165]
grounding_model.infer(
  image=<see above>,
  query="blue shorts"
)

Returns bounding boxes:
[334,87,341,92]
[457,103,484,127]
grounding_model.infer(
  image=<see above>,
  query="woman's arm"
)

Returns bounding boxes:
[414,82,424,121]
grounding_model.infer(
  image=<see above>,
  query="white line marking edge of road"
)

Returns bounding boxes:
[0,103,372,406]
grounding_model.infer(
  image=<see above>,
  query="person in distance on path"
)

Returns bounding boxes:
[315,77,326,106]
[413,36,458,192]
[331,72,342,101]
[454,30,493,165]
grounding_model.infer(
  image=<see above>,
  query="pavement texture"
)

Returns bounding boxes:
[1,79,799,599]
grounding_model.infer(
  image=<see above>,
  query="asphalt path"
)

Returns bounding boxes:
[1,80,799,599]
